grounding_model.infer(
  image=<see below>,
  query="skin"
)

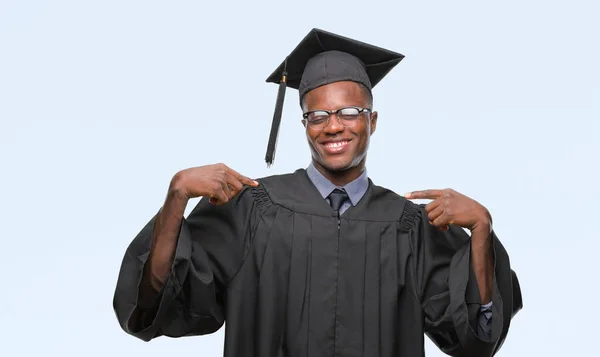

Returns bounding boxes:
[302,81,493,303]
[301,81,377,187]
[139,80,494,308]
[405,189,494,303]
[141,164,258,293]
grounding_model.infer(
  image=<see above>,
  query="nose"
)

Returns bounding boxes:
[323,114,344,134]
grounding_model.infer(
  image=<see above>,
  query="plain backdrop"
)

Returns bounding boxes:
[1,1,599,356]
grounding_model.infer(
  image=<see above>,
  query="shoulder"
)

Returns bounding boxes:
[190,170,307,218]
[254,170,295,199]
[253,169,326,213]
[188,172,290,218]
[211,170,300,216]
[367,182,425,228]
[255,170,300,191]
[252,170,299,203]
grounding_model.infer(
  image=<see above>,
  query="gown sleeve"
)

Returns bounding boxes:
[406,203,523,357]
[112,186,261,342]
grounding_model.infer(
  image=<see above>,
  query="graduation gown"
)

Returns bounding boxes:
[113,169,522,357]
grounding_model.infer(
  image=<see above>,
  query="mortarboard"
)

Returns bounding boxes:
[264,28,405,166]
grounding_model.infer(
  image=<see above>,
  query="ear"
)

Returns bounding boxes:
[369,111,378,135]
[301,119,307,128]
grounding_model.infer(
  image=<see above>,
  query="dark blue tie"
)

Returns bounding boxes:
[328,188,349,212]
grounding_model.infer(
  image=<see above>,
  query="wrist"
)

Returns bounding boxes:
[472,208,492,234]
[169,171,190,201]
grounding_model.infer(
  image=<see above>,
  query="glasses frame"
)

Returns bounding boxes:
[301,106,372,131]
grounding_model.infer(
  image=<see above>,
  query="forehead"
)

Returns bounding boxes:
[303,81,367,110]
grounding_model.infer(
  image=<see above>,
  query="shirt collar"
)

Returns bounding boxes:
[306,162,369,206]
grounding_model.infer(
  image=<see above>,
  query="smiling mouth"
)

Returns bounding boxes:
[321,139,351,154]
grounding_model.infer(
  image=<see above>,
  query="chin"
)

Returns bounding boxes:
[319,156,356,172]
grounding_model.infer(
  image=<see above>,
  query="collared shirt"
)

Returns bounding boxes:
[305,161,493,339]
[306,162,368,215]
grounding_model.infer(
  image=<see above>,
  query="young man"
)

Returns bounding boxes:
[113,29,522,357]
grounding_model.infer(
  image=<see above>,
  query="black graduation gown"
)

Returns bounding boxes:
[113,169,522,357]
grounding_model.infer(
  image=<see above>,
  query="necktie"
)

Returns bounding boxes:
[328,188,349,212]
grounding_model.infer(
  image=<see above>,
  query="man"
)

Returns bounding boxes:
[113,29,522,357]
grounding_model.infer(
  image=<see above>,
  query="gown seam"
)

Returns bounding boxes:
[333,213,341,357]
[279,211,295,354]
[305,215,314,357]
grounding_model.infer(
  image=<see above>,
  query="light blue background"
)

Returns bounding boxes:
[1,1,598,356]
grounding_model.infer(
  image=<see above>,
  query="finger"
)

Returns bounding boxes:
[425,198,442,213]
[431,212,450,228]
[226,172,244,196]
[226,167,259,187]
[215,191,230,205]
[427,204,444,222]
[209,187,229,205]
[405,189,444,200]
[238,175,259,187]
[221,180,233,200]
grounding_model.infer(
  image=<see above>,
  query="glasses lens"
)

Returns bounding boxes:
[338,107,361,127]
[307,111,329,129]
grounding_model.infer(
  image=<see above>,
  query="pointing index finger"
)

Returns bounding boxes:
[226,167,259,187]
[239,175,259,187]
[404,189,444,200]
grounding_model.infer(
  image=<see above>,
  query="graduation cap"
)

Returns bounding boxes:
[264,28,405,166]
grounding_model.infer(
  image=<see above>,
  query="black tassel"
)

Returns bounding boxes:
[265,65,287,167]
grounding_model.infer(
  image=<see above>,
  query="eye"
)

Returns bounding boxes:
[307,111,329,123]
[338,107,360,119]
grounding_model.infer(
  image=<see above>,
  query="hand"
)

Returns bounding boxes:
[404,188,492,233]
[171,163,259,205]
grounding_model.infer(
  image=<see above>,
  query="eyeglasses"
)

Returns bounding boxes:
[302,106,372,131]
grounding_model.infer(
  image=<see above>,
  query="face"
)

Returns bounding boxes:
[302,81,378,173]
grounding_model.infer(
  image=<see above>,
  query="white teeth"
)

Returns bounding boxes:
[325,141,347,148]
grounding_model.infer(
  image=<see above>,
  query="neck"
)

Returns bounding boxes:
[312,159,365,187]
